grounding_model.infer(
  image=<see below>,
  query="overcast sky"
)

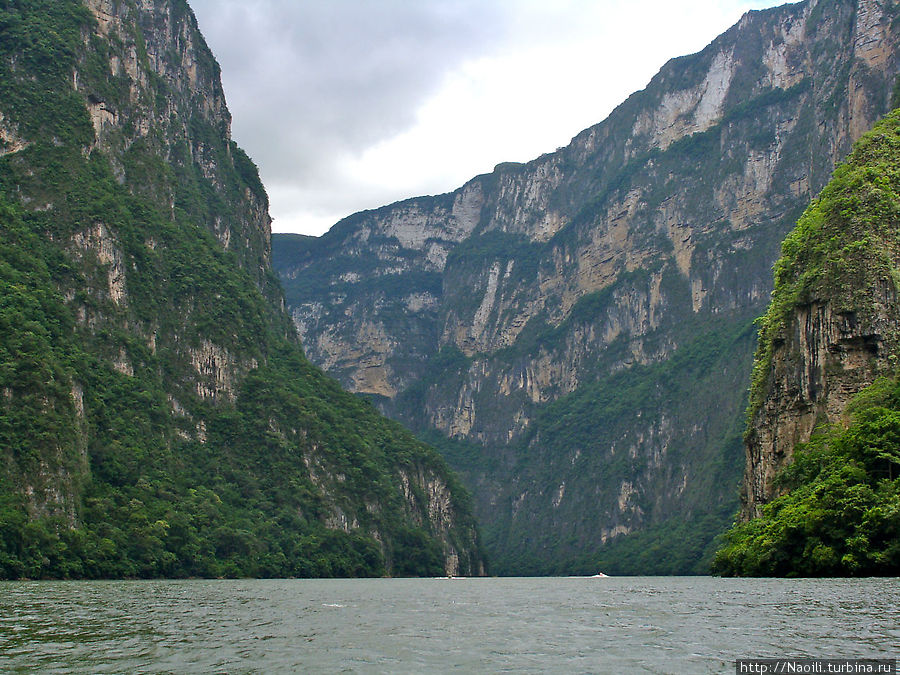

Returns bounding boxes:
[189,0,781,236]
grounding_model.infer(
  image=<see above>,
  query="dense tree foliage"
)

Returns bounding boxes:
[714,376,900,576]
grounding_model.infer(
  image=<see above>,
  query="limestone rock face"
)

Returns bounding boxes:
[742,296,900,518]
[275,0,900,573]
[81,0,272,278]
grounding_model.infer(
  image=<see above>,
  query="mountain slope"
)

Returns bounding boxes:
[0,0,483,579]
[715,109,900,576]
[273,0,900,574]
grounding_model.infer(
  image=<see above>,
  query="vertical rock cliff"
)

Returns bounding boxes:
[716,110,900,576]
[274,0,900,573]
[0,0,483,578]
[741,108,900,520]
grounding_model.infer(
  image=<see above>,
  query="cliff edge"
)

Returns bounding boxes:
[742,108,900,519]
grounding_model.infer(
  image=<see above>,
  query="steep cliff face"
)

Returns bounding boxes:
[716,111,900,576]
[275,0,900,573]
[0,0,483,578]
[741,110,900,520]
[86,0,272,283]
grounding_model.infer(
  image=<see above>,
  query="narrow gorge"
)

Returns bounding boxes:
[275,0,900,573]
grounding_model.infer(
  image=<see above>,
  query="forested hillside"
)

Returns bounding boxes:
[0,0,483,579]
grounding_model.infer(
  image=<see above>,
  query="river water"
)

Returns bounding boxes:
[1,576,897,673]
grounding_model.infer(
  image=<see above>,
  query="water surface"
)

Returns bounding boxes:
[1,576,897,673]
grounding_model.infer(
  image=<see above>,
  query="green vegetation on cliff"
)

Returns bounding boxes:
[747,110,900,419]
[716,111,900,576]
[715,376,900,576]
[0,0,482,579]
[412,314,756,576]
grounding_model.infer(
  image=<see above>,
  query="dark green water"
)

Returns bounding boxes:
[1,576,897,673]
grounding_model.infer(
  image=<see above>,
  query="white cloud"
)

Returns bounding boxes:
[190,0,781,235]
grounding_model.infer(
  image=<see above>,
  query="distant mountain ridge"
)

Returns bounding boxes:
[274,0,900,574]
[0,0,483,579]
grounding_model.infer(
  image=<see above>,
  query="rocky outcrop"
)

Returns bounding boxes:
[275,0,900,573]
[397,464,485,576]
[741,112,900,519]
[70,222,128,308]
[742,299,897,517]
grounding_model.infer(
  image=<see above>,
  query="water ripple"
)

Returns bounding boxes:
[0,577,897,673]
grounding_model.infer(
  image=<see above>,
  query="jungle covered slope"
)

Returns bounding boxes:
[715,110,900,576]
[0,0,483,579]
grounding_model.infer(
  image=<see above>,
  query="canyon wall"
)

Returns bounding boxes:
[275,0,900,573]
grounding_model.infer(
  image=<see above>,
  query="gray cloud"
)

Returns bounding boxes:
[190,0,505,181]
[189,0,777,234]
